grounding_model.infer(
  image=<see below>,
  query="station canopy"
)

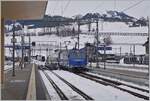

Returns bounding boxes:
[2,1,48,32]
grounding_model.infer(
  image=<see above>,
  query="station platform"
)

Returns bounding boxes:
[1,63,46,100]
[87,66,148,86]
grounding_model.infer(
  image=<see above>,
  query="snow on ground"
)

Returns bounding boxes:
[88,63,148,73]
[5,34,147,57]
[4,65,12,71]
[5,21,148,56]
[4,61,19,71]
[86,72,149,90]
[53,70,146,101]
[118,85,149,97]
[45,70,85,100]
[81,22,148,33]
[32,59,45,66]
[103,62,148,69]
[80,22,147,55]
[39,70,61,100]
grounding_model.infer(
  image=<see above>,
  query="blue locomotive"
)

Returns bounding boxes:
[59,48,88,71]
[68,49,87,70]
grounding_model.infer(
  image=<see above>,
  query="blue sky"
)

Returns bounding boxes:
[46,0,150,18]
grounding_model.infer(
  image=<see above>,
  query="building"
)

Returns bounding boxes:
[143,37,149,54]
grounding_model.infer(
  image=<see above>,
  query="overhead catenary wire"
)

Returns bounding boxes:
[62,0,71,16]
[122,0,145,12]
[52,0,60,15]
[91,1,104,13]
[114,0,116,11]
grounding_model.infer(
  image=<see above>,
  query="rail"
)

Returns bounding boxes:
[88,67,148,79]
[43,71,68,100]
[52,71,94,100]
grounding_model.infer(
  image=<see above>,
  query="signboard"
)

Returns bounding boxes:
[5,45,29,49]
[97,46,112,50]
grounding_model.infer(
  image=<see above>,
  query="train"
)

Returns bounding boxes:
[45,48,88,71]
[67,49,88,70]
[123,55,149,65]
[34,55,45,62]
[45,50,59,70]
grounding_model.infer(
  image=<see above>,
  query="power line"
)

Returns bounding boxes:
[62,0,71,16]
[91,1,104,13]
[122,0,145,12]
[52,0,60,15]
[114,0,116,11]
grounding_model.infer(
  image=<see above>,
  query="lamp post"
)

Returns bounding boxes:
[12,21,16,76]
[96,19,99,68]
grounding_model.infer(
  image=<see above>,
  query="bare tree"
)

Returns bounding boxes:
[103,36,112,45]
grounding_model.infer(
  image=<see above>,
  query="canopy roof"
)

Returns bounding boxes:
[2,1,47,20]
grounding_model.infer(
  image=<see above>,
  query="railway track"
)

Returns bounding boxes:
[88,68,148,80]
[77,72,149,100]
[43,71,68,100]
[84,72,148,93]
[51,71,94,100]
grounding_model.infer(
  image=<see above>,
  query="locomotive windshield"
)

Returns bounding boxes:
[69,50,85,59]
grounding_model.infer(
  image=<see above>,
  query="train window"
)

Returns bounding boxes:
[77,51,80,57]
[69,50,86,59]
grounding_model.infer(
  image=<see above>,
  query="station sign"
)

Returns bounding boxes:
[97,46,112,50]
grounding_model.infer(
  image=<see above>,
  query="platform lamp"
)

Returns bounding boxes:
[11,21,17,76]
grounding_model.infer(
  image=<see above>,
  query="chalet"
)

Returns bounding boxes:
[143,37,149,54]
